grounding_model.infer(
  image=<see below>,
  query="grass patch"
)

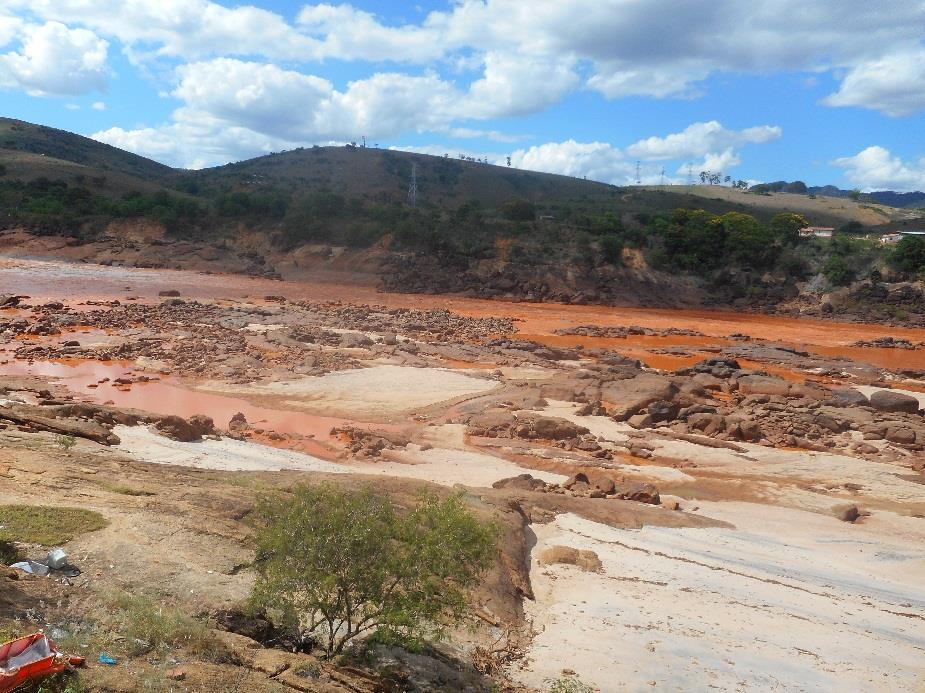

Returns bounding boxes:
[97,481,155,497]
[109,592,228,661]
[0,505,108,546]
[0,539,23,564]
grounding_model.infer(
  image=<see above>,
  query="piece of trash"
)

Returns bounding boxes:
[46,549,67,570]
[98,653,117,666]
[1,633,84,692]
[8,561,49,577]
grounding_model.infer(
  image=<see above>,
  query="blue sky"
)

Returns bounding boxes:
[1,1,924,191]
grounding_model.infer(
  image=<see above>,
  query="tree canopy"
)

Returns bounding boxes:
[249,484,499,657]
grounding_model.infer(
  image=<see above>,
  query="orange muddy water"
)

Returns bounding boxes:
[0,355,346,456]
[3,256,925,389]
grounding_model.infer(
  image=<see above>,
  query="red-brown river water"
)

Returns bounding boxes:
[3,257,925,431]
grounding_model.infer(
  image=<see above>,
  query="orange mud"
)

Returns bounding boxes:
[4,256,925,385]
[0,358,347,458]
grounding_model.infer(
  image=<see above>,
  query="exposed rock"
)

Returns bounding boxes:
[538,545,603,572]
[617,482,660,505]
[492,474,548,492]
[0,404,120,445]
[833,504,860,523]
[158,290,181,297]
[737,375,791,397]
[828,388,870,408]
[869,390,920,414]
[154,415,207,442]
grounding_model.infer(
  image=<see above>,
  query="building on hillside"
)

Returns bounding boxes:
[880,232,903,245]
[799,226,834,238]
[880,230,925,244]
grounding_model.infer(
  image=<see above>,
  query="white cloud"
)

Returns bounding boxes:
[0,15,23,47]
[11,0,925,115]
[91,100,105,110]
[295,4,442,62]
[0,21,108,96]
[509,140,631,184]
[172,59,333,140]
[824,47,925,116]
[833,146,925,192]
[626,121,781,161]
[460,52,580,118]
[11,0,319,61]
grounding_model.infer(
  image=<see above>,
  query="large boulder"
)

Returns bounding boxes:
[869,390,920,414]
[493,474,548,492]
[153,415,209,442]
[538,545,602,572]
[617,482,660,505]
[522,415,590,441]
[737,375,791,397]
[602,374,678,421]
[828,388,870,408]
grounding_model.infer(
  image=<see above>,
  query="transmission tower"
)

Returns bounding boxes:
[407,163,418,207]
[635,161,641,185]
[686,162,693,186]
[660,167,666,186]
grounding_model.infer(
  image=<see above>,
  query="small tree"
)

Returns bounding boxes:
[500,197,536,222]
[249,484,498,658]
[891,235,925,274]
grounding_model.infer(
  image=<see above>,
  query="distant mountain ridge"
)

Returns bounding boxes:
[749,179,925,209]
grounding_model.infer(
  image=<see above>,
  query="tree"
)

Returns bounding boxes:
[823,254,855,286]
[890,235,925,274]
[769,212,809,245]
[721,212,778,269]
[500,197,536,221]
[848,189,861,202]
[599,233,624,264]
[249,484,499,658]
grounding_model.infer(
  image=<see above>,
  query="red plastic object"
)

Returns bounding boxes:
[0,633,84,693]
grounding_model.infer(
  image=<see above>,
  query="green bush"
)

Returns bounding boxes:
[599,233,624,264]
[823,254,855,286]
[249,484,499,657]
[890,235,925,274]
[500,197,536,222]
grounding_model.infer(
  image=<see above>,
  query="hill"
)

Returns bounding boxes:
[3,117,925,315]
[0,117,174,190]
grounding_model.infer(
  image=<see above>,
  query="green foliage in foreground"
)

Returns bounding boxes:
[890,235,925,275]
[0,505,107,546]
[249,484,499,658]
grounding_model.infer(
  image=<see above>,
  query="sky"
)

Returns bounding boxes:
[1,1,924,191]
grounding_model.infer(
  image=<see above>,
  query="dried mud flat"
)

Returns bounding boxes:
[0,258,923,692]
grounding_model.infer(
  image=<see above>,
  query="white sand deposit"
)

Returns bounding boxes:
[202,365,500,418]
[520,506,925,692]
[113,424,566,488]
[114,425,349,473]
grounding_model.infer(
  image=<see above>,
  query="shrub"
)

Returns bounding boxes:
[823,254,855,286]
[599,233,624,264]
[249,484,499,657]
[890,235,925,274]
[500,198,536,222]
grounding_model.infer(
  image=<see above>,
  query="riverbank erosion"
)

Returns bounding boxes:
[0,258,923,691]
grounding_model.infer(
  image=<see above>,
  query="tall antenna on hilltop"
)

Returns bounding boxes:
[686,162,693,186]
[407,163,418,207]
[635,161,641,185]
[660,167,666,186]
